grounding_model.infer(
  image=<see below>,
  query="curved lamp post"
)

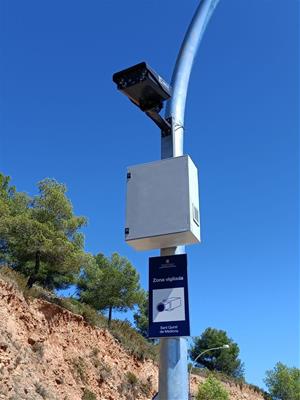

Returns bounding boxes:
[188,344,230,398]
[162,0,220,159]
[113,1,221,399]
[159,1,221,399]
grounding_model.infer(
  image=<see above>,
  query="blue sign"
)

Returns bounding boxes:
[148,254,190,338]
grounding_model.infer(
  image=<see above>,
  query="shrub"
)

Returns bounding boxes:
[109,319,158,362]
[82,388,97,400]
[140,378,152,396]
[0,266,28,292]
[0,265,54,301]
[118,378,138,400]
[52,298,107,328]
[89,350,111,383]
[31,342,44,358]
[90,348,99,358]
[0,267,158,364]
[192,368,269,399]
[248,384,272,400]
[126,371,138,386]
[197,375,229,400]
[71,357,87,383]
[118,371,152,400]
[98,366,111,383]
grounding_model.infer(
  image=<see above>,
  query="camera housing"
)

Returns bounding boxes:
[113,62,171,112]
[113,62,172,135]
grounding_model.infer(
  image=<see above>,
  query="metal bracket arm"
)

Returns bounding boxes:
[145,109,172,136]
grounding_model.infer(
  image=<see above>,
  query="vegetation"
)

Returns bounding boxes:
[133,289,148,337]
[126,371,139,386]
[71,357,87,383]
[196,375,229,400]
[0,265,32,293]
[0,174,87,290]
[82,388,97,400]
[109,319,158,361]
[190,328,244,378]
[264,362,300,400]
[52,297,108,328]
[0,265,158,364]
[192,367,244,387]
[191,367,271,399]
[79,252,143,324]
[0,173,144,328]
[118,371,152,400]
[31,342,44,358]
[0,173,254,392]
[89,347,112,383]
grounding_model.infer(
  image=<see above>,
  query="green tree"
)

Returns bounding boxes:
[0,173,15,211]
[190,328,244,378]
[133,289,148,337]
[79,252,143,325]
[0,173,16,261]
[264,362,300,400]
[0,173,33,265]
[0,176,87,290]
[196,375,229,400]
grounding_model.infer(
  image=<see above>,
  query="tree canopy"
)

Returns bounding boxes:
[133,289,148,337]
[264,362,300,400]
[0,174,87,289]
[79,252,143,324]
[190,328,244,378]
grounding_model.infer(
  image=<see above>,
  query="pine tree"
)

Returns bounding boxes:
[0,175,87,290]
[79,253,143,324]
[190,328,244,378]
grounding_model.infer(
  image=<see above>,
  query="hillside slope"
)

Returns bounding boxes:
[0,278,266,400]
[0,279,157,400]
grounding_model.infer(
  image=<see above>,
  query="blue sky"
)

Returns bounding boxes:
[1,0,299,389]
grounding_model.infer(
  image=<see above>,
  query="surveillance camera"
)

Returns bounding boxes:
[112,62,172,112]
[157,297,182,312]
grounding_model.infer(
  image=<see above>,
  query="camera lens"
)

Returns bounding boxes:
[157,302,165,312]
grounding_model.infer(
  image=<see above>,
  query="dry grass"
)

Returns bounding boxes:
[71,357,87,383]
[0,266,158,364]
[118,371,152,399]
[109,319,158,362]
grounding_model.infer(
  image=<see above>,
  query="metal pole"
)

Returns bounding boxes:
[159,1,220,399]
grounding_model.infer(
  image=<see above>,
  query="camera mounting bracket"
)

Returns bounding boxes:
[145,110,172,136]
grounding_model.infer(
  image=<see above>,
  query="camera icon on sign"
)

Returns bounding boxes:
[156,297,182,312]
